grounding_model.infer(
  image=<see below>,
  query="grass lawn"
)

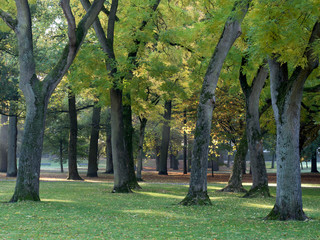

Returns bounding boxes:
[0,181,319,239]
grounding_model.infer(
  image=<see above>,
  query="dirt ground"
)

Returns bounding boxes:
[1,169,320,184]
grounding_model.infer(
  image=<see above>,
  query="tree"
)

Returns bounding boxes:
[239,58,270,198]
[0,114,8,172]
[0,0,105,201]
[180,0,251,205]
[266,20,320,220]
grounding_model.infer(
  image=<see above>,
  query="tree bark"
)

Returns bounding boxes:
[123,98,140,189]
[158,100,172,175]
[240,59,270,198]
[7,106,17,177]
[59,139,64,173]
[110,88,131,193]
[0,114,8,172]
[137,117,147,181]
[67,91,82,180]
[87,103,101,177]
[105,107,113,174]
[155,145,160,171]
[220,130,247,193]
[183,110,188,174]
[311,150,318,173]
[180,0,250,206]
[266,21,320,221]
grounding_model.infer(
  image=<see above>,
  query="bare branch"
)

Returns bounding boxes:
[0,9,17,31]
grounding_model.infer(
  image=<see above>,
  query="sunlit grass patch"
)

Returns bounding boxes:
[0,181,319,239]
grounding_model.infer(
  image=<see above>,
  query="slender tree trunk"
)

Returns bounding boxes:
[180,0,250,206]
[59,139,64,173]
[0,114,8,172]
[240,60,270,198]
[67,91,83,180]
[155,145,160,171]
[220,131,247,192]
[110,88,131,193]
[271,153,275,169]
[311,150,318,173]
[183,110,188,174]
[123,98,140,189]
[105,108,113,174]
[7,108,17,177]
[187,139,192,172]
[87,103,101,177]
[137,117,147,181]
[159,100,172,175]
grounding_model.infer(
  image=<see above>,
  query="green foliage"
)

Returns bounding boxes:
[0,181,320,239]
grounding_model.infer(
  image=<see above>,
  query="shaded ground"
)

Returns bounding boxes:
[1,170,320,184]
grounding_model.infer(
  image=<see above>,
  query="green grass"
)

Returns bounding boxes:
[0,181,320,239]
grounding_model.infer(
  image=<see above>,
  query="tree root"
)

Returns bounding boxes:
[179,191,212,206]
[242,184,270,198]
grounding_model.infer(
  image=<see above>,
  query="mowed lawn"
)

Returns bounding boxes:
[0,180,320,239]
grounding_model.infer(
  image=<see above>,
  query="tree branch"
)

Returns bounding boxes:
[304,81,320,92]
[0,9,17,31]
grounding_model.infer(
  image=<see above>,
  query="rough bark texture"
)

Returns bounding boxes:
[180,0,250,206]
[137,117,147,181]
[220,131,247,193]
[110,88,131,193]
[123,99,140,189]
[159,100,172,175]
[105,108,113,174]
[67,91,83,180]
[240,60,270,198]
[7,110,17,177]
[87,103,101,177]
[0,114,8,172]
[266,21,320,221]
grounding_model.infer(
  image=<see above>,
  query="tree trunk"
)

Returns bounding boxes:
[0,114,8,172]
[240,60,270,198]
[159,100,172,175]
[87,103,101,177]
[10,96,46,202]
[187,139,192,172]
[155,145,160,171]
[7,107,17,177]
[183,110,188,174]
[67,91,83,180]
[123,98,140,189]
[59,139,64,173]
[105,108,113,174]
[311,150,318,173]
[180,0,250,206]
[110,88,131,193]
[266,59,307,220]
[137,117,147,181]
[220,131,247,193]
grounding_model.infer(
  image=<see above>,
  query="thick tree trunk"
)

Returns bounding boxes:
[123,98,140,189]
[110,88,131,193]
[240,61,270,198]
[10,97,46,202]
[105,108,113,174]
[7,110,17,177]
[180,0,250,206]
[266,59,307,220]
[137,117,147,181]
[159,100,172,175]
[0,114,8,172]
[87,104,101,177]
[220,131,248,193]
[67,91,83,180]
